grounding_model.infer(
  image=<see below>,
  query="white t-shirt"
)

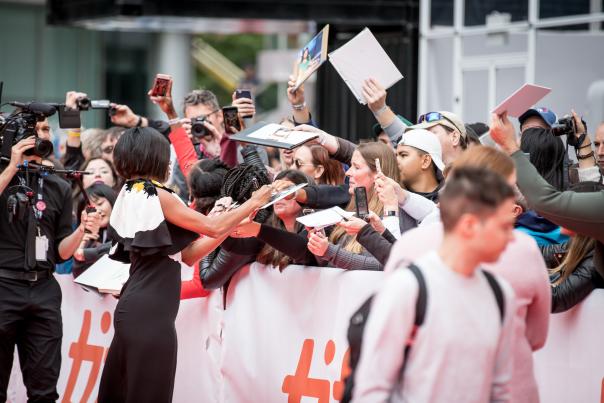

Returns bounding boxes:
[352,251,515,403]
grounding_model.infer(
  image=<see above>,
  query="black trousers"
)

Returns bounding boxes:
[0,276,63,403]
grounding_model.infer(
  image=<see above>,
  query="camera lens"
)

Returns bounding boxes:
[240,145,264,169]
[191,117,207,138]
[34,138,54,158]
[551,117,574,137]
[76,97,91,111]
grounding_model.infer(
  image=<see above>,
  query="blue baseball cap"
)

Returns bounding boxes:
[518,106,557,128]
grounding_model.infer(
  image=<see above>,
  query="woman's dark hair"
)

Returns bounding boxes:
[113,127,171,182]
[76,183,118,226]
[300,47,310,62]
[188,158,229,214]
[256,169,315,269]
[520,128,566,191]
[307,145,345,185]
[221,163,272,222]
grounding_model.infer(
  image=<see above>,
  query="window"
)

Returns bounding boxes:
[464,0,527,26]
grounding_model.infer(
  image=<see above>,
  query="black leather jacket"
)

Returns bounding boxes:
[199,224,317,292]
[544,244,604,313]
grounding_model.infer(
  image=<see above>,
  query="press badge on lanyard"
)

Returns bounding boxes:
[35,173,48,261]
[35,228,49,261]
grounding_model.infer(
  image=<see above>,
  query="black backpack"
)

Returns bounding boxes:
[341,263,505,403]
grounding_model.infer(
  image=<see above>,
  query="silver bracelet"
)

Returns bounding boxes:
[292,102,306,111]
[168,117,181,125]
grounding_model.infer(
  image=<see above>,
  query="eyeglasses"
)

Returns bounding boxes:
[294,159,315,169]
[418,112,462,134]
[195,110,220,121]
[102,145,114,154]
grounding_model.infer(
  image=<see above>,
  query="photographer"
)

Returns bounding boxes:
[149,78,258,169]
[0,134,99,401]
[491,111,604,278]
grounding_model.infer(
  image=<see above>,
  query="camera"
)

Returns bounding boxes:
[240,144,265,170]
[76,97,91,110]
[551,116,576,137]
[190,116,209,138]
[75,97,116,116]
[0,102,56,159]
[6,191,29,223]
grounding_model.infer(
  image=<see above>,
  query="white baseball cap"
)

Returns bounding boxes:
[397,129,445,171]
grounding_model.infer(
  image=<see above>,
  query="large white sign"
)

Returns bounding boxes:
[7,264,604,402]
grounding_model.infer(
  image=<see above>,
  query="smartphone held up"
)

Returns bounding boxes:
[234,89,253,119]
[222,106,242,134]
[150,74,172,97]
[354,186,369,220]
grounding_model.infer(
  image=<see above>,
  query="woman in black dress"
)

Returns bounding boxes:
[97,127,273,403]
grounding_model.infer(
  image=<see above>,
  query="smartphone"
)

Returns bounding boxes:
[235,89,252,100]
[354,187,369,220]
[222,106,242,134]
[235,89,253,119]
[150,73,172,97]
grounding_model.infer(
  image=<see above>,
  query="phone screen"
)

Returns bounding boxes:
[91,100,111,109]
[235,89,252,100]
[354,187,369,219]
[222,107,241,134]
[151,75,171,96]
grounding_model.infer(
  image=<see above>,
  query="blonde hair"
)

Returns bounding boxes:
[450,145,515,180]
[550,235,595,285]
[81,128,108,159]
[330,142,400,253]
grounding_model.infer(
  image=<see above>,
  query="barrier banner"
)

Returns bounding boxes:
[533,290,604,403]
[7,263,604,402]
[221,264,382,402]
[7,268,225,403]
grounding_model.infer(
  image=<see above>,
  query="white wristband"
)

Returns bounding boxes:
[374,104,389,117]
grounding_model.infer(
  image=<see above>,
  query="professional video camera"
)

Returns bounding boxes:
[0,101,56,159]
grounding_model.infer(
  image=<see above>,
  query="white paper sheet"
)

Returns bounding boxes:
[491,83,552,117]
[296,206,355,228]
[328,27,404,104]
[74,254,130,295]
[246,124,318,146]
[261,183,308,209]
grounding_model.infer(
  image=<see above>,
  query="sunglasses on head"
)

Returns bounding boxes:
[418,112,462,134]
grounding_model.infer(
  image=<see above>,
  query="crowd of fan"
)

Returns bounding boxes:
[27,72,604,401]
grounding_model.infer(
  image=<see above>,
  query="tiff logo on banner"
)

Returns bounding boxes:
[62,310,112,403]
[282,338,351,402]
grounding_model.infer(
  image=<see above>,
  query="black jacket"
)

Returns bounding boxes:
[356,225,397,265]
[545,245,604,313]
[200,224,317,290]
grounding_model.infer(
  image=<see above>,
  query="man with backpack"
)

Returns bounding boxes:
[351,167,516,403]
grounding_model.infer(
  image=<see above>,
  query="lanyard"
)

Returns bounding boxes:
[34,172,47,220]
